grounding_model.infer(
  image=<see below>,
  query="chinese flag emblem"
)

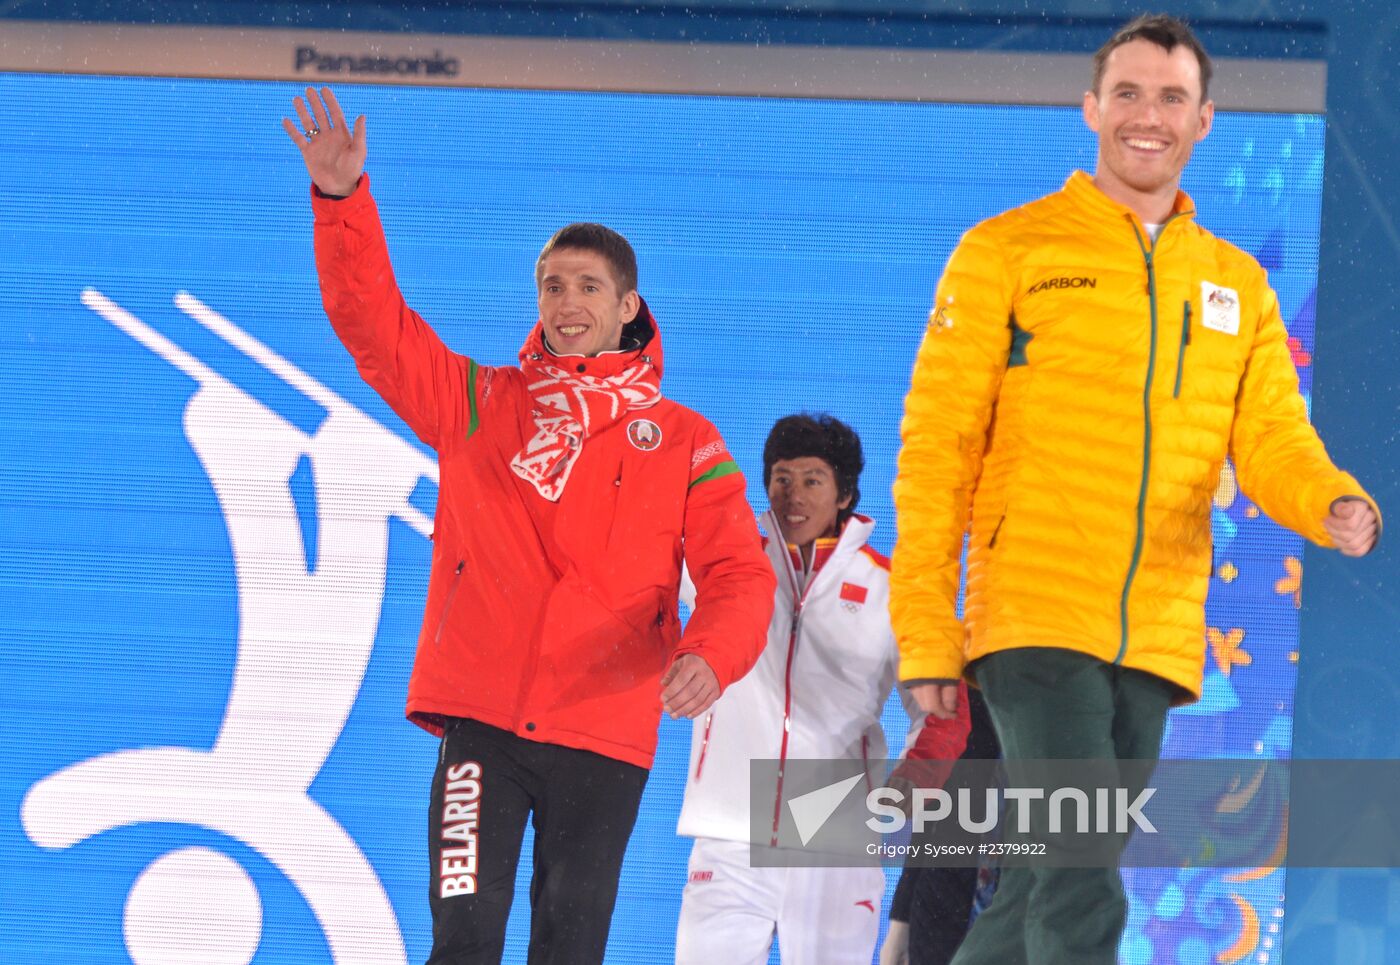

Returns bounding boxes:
[839,582,868,605]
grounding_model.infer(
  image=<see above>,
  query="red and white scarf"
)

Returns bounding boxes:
[510,346,661,501]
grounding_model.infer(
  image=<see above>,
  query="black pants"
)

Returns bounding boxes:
[892,687,1002,965]
[426,718,648,965]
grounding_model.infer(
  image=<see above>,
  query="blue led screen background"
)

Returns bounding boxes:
[0,72,1322,963]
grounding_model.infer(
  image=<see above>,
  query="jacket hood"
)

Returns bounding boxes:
[519,295,663,379]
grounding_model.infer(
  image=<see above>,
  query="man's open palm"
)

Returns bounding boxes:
[282,86,366,198]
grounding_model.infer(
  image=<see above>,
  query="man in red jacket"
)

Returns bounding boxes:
[284,86,775,964]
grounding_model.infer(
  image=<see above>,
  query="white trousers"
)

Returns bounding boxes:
[675,838,885,965]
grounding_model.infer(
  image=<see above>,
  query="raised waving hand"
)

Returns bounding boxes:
[283,86,366,198]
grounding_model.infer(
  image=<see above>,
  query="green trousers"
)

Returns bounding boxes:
[949,647,1177,965]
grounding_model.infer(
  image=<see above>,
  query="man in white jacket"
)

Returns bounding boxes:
[675,414,968,964]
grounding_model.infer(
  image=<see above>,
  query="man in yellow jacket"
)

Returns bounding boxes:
[890,14,1380,965]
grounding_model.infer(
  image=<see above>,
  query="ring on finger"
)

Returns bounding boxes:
[305,127,320,137]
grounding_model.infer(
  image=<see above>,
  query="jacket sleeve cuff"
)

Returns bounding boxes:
[310,173,372,222]
[1325,491,1383,552]
[1314,473,1383,550]
[898,650,966,684]
[670,645,729,690]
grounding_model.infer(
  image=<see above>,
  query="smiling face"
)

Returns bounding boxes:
[536,247,640,358]
[1084,38,1214,223]
[767,456,852,550]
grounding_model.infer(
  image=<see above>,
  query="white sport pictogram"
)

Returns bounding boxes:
[21,290,436,965]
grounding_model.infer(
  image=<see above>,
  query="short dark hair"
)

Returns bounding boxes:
[1093,14,1213,102]
[763,413,864,525]
[535,223,638,295]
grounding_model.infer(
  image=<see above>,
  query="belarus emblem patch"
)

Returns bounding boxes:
[627,418,663,451]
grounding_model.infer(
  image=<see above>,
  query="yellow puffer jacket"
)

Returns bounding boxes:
[891,171,1379,701]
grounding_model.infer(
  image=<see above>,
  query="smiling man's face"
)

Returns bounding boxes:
[536,248,639,358]
[767,456,851,550]
[1084,38,1214,221]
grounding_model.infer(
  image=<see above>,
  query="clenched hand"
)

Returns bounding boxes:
[1324,497,1380,557]
[661,654,720,719]
[909,681,961,720]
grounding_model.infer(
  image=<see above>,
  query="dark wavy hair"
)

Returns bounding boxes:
[762,413,864,526]
[1093,13,1213,102]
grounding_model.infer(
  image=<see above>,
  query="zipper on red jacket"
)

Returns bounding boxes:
[433,561,465,648]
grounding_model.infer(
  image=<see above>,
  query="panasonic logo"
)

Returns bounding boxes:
[1027,276,1097,295]
[294,45,461,77]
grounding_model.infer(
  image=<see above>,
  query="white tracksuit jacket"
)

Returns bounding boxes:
[677,511,923,849]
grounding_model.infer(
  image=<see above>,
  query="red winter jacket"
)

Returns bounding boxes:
[312,177,775,768]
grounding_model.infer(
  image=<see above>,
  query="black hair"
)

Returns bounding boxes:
[762,413,864,526]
